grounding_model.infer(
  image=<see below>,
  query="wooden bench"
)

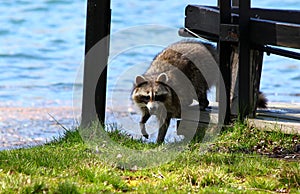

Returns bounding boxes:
[179,0,300,126]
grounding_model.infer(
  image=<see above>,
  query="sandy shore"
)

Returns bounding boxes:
[0,103,181,150]
[0,105,142,150]
[0,106,78,150]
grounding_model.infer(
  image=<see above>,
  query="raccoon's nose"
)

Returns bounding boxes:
[146,102,157,113]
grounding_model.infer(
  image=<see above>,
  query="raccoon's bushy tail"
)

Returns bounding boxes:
[257,92,268,108]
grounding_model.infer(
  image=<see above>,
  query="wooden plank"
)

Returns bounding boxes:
[248,117,300,135]
[178,102,300,121]
[205,6,300,25]
[257,113,300,122]
[179,102,300,136]
[257,103,300,121]
[181,102,300,136]
[232,8,300,25]
[184,5,300,49]
[248,102,300,135]
[185,5,220,41]
[250,18,300,49]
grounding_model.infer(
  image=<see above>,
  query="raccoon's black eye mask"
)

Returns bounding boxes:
[135,94,167,103]
[136,95,150,103]
[154,94,167,102]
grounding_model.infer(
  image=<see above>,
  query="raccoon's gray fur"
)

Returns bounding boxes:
[132,41,267,143]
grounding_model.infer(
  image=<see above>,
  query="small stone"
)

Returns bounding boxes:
[130,165,138,171]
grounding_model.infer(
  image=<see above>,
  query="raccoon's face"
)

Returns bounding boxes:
[132,73,171,115]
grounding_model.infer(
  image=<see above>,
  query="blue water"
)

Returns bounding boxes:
[1,0,300,109]
[0,0,85,107]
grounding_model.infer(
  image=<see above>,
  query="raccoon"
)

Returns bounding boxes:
[131,41,266,143]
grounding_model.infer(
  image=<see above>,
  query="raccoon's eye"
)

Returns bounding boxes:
[138,95,150,103]
[154,94,167,102]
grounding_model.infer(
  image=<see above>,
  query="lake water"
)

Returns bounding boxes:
[1,0,300,113]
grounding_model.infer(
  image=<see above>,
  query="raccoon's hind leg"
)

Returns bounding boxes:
[156,113,172,144]
[194,84,209,110]
[140,107,150,139]
[198,90,209,110]
[192,72,209,110]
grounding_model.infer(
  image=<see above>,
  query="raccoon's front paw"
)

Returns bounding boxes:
[199,99,209,110]
[143,134,149,139]
[139,122,149,139]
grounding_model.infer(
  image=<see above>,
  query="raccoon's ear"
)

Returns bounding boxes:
[156,73,168,83]
[135,75,147,85]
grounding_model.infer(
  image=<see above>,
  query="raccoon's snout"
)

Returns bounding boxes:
[146,101,159,115]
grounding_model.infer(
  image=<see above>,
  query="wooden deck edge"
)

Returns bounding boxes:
[107,102,300,136]
[247,117,300,135]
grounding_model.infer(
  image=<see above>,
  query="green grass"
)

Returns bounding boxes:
[0,122,299,193]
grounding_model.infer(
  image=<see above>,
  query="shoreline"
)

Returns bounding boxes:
[1,102,300,150]
[0,106,78,151]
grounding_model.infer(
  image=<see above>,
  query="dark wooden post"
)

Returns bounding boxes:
[238,0,251,119]
[218,0,232,124]
[230,0,239,116]
[249,49,264,117]
[232,0,239,6]
[81,0,111,127]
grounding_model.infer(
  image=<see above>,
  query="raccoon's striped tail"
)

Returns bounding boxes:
[257,92,268,108]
